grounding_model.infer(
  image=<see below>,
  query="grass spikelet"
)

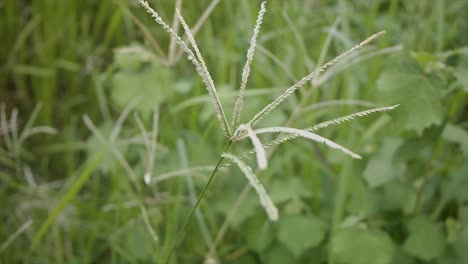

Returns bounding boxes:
[254,126,362,159]
[268,104,399,147]
[135,0,194,56]
[176,8,231,137]
[308,104,399,132]
[232,1,267,128]
[247,31,386,127]
[237,124,267,169]
[221,153,278,221]
[232,105,399,162]
[136,0,231,137]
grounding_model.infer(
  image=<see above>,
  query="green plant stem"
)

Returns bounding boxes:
[165,140,233,263]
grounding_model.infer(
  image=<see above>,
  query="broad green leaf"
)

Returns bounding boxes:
[377,63,444,134]
[277,214,326,258]
[283,198,306,215]
[113,44,156,70]
[348,178,378,216]
[363,138,405,188]
[411,51,438,69]
[442,164,468,203]
[264,243,298,264]
[270,177,311,203]
[228,254,257,264]
[454,67,468,92]
[443,124,468,145]
[403,215,446,261]
[380,181,416,212]
[393,137,430,163]
[213,191,257,226]
[390,249,417,264]
[331,227,395,264]
[110,63,173,116]
[442,124,468,157]
[454,221,468,262]
[245,214,275,252]
[122,224,153,261]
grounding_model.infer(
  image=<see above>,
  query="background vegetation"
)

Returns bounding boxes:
[1,0,468,263]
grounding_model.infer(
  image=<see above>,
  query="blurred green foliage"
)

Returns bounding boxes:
[1,0,468,263]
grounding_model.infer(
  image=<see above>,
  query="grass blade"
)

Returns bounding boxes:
[30,148,107,251]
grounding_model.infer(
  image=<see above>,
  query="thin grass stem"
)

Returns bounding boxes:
[164,140,233,263]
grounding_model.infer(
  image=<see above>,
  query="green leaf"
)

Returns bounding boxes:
[393,137,430,163]
[454,221,468,262]
[277,214,326,258]
[122,223,153,261]
[331,227,395,264]
[442,164,468,203]
[403,215,446,261]
[380,181,416,212]
[377,63,444,134]
[264,243,298,264]
[443,124,468,145]
[245,214,275,252]
[442,124,468,157]
[113,44,155,70]
[270,177,311,203]
[363,138,405,188]
[454,67,468,92]
[227,254,257,264]
[348,179,378,216]
[30,149,107,250]
[411,52,438,69]
[110,63,173,115]
[213,191,257,226]
[390,249,417,264]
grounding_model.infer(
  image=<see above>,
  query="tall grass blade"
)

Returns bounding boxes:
[30,148,107,251]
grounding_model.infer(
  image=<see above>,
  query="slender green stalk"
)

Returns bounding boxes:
[165,141,233,263]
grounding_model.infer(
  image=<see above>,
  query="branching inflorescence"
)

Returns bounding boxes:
[136,3,397,259]
[136,0,397,222]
